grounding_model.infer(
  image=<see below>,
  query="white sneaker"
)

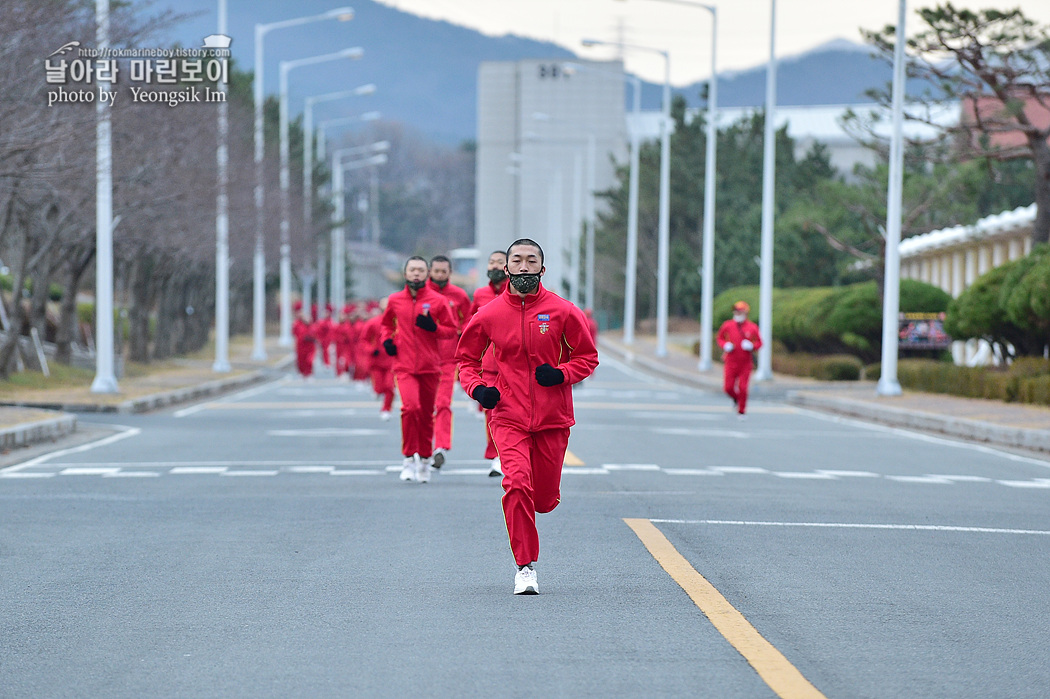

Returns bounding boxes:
[379,410,391,422]
[488,457,502,478]
[399,456,417,482]
[513,565,538,595]
[416,455,431,484]
[431,448,446,470]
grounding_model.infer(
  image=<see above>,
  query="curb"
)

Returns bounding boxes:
[0,354,295,415]
[598,337,1050,455]
[0,412,77,451]
[787,391,1050,454]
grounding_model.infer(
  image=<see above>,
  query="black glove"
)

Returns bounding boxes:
[372,349,379,357]
[471,385,500,410]
[415,313,437,332]
[383,339,397,356]
[535,363,564,387]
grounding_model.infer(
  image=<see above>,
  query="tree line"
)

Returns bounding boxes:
[591,4,1050,329]
[0,0,474,379]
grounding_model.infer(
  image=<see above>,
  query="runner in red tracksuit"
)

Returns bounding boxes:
[427,255,472,469]
[469,250,509,476]
[293,311,316,378]
[361,305,395,419]
[716,300,763,416]
[314,306,334,368]
[381,256,458,484]
[457,239,598,595]
[332,306,355,379]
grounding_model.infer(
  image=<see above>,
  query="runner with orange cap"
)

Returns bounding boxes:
[716,301,763,417]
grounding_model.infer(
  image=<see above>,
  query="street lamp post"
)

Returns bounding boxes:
[278,47,364,346]
[252,6,353,360]
[582,38,671,356]
[212,0,231,373]
[91,0,118,393]
[562,62,641,341]
[315,112,382,311]
[645,0,719,370]
[303,84,375,319]
[755,0,778,381]
[877,0,908,397]
[330,146,389,305]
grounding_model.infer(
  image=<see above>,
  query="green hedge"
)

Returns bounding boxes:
[772,352,863,381]
[945,245,1050,356]
[892,358,1050,406]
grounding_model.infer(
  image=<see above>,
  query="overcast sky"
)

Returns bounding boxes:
[376,0,1050,86]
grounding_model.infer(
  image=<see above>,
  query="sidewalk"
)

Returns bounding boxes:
[0,335,294,451]
[599,332,1050,456]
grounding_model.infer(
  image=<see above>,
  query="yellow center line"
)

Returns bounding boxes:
[624,518,827,699]
[563,449,584,466]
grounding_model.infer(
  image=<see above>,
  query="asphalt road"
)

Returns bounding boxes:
[3,354,1049,698]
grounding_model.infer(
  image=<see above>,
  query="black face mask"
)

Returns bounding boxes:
[406,279,426,291]
[487,268,507,283]
[432,278,449,288]
[508,272,540,294]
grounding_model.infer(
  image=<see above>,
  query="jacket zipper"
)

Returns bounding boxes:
[521,296,534,431]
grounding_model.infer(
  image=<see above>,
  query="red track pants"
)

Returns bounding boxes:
[723,357,754,414]
[296,343,315,376]
[490,422,570,566]
[433,363,456,451]
[395,371,439,458]
[371,366,395,411]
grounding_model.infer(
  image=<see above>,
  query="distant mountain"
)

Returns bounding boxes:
[149,0,927,144]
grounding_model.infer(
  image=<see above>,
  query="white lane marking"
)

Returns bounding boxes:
[285,466,335,473]
[562,468,611,475]
[604,464,661,471]
[664,469,722,476]
[629,412,718,421]
[815,470,880,478]
[220,470,279,477]
[998,480,1050,488]
[33,459,428,468]
[0,472,55,479]
[60,467,121,475]
[650,519,1050,536]
[654,427,749,438]
[173,379,281,417]
[795,407,1050,469]
[330,470,386,476]
[104,472,160,478]
[0,425,141,474]
[939,475,993,482]
[711,466,768,474]
[268,428,384,436]
[885,475,954,484]
[170,467,228,474]
[773,471,837,479]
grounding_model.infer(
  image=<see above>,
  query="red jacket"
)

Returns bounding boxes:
[456,283,599,431]
[380,285,458,375]
[716,319,763,363]
[427,279,472,364]
[469,278,508,317]
[469,279,508,375]
[360,315,393,370]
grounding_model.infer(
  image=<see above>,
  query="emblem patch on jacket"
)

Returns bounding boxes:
[537,314,550,334]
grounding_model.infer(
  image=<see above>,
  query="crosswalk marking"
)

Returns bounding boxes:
[5,461,1050,492]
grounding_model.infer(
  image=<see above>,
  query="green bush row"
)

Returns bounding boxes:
[772,352,863,381]
[712,279,952,362]
[891,358,1050,405]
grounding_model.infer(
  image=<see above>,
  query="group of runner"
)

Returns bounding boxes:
[292,238,759,595]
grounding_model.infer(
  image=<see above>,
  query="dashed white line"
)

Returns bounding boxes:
[650,519,1050,536]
